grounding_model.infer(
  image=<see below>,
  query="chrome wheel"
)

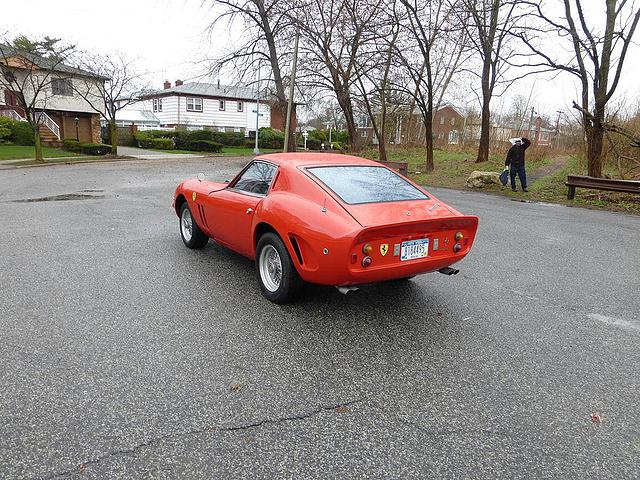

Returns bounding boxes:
[181,207,193,242]
[259,244,283,292]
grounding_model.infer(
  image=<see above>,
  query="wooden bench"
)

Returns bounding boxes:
[566,175,640,199]
[377,160,409,177]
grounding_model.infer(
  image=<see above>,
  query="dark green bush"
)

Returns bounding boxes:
[245,139,256,149]
[305,138,321,150]
[80,143,112,155]
[187,140,222,153]
[10,120,35,145]
[0,117,13,142]
[133,129,243,151]
[62,138,82,152]
[258,127,284,149]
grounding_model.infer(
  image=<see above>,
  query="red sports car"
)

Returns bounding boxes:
[173,153,478,303]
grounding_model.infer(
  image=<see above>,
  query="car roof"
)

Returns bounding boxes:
[255,152,380,169]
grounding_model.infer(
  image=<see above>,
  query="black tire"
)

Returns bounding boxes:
[179,203,208,249]
[256,232,302,304]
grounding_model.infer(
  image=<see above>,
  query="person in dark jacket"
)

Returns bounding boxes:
[505,137,531,192]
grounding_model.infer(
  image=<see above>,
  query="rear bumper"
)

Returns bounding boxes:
[294,215,478,286]
[318,253,468,286]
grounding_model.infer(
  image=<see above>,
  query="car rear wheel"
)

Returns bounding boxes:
[256,232,302,303]
[179,203,208,249]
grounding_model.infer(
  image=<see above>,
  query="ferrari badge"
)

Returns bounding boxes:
[192,191,197,201]
[380,243,389,256]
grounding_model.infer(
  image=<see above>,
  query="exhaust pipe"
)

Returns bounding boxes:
[336,286,360,295]
[438,267,459,276]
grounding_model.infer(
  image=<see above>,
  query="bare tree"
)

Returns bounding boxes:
[515,0,640,177]
[73,52,148,155]
[353,1,401,161]
[206,0,297,149]
[459,0,518,163]
[296,0,386,150]
[394,0,468,170]
[0,35,74,162]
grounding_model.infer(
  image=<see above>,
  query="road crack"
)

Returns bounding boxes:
[40,398,364,480]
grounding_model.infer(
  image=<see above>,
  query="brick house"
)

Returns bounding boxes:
[432,105,465,146]
[0,45,105,145]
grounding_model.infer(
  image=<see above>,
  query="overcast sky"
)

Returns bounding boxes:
[3,0,638,121]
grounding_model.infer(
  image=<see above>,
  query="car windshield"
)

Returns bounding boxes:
[307,166,429,204]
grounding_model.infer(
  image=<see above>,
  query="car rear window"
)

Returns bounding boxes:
[307,166,429,204]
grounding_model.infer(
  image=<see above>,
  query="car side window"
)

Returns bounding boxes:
[232,161,277,196]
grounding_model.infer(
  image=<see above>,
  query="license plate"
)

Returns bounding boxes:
[400,239,429,261]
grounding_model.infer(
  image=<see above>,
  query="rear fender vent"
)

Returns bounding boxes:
[289,235,304,265]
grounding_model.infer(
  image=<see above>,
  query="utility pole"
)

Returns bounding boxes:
[254,65,261,155]
[284,26,300,152]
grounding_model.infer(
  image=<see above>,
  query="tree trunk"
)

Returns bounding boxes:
[587,122,604,177]
[425,114,434,172]
[335,88,358,151]
[109,119,118,156]
[476,95,491,163]
[34,128,43,163]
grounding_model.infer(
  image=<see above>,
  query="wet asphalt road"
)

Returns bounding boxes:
[0,157,639,479]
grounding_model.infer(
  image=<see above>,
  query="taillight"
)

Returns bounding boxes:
[362,256,372,267]
[455,231,464,241]
[453,243,462,253]
[362,243,373,255]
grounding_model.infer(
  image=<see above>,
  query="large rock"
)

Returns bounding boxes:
[466,170,501,188]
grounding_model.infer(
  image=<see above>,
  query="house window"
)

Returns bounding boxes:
[450,118,455,126]
[361,130,368,137]
[153,98,163,112]
[440,116,445,125]
[52,78,73,96]
[237,101,243,112]
[541,132,550,142]
[219,100,225,111]
[186,97,203,112]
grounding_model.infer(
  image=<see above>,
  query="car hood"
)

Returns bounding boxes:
[343,198,458,227]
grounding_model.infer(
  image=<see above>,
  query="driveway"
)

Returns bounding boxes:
[0,158,638,479]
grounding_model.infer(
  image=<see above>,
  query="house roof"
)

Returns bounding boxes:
[435,104,465,118]
[143,82,261,101]
[0,44,108,80]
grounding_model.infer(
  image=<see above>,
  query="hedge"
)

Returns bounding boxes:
[0,117,11,143]
[138,137,174,150]
[187,140,222,153]
[134,129,246,150]
[0,117,35,145]
[62,138,82,152]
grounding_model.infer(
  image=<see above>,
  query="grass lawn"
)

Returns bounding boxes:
[0,144,80,160]
[361,146,640,215]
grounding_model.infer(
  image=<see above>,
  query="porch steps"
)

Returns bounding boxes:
[38,125,62,147]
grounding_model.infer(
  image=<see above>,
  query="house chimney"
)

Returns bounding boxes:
[163,80,171,89]
[175,79,183,86]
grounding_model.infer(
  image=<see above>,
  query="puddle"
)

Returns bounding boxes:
[11,193,106,202]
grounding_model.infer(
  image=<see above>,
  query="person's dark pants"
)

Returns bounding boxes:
[510,163,527,190]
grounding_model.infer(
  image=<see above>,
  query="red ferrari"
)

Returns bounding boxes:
[173,153,478,303]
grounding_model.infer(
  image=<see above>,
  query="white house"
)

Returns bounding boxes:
[0,44,106,144]
[133,80,271,133]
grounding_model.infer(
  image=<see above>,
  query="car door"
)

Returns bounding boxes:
[207,160,278,257]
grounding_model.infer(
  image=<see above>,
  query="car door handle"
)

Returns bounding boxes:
[246,208,253,214]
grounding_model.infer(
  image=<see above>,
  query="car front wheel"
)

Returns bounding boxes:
[179,203,208,249]
[256,232,302,304]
